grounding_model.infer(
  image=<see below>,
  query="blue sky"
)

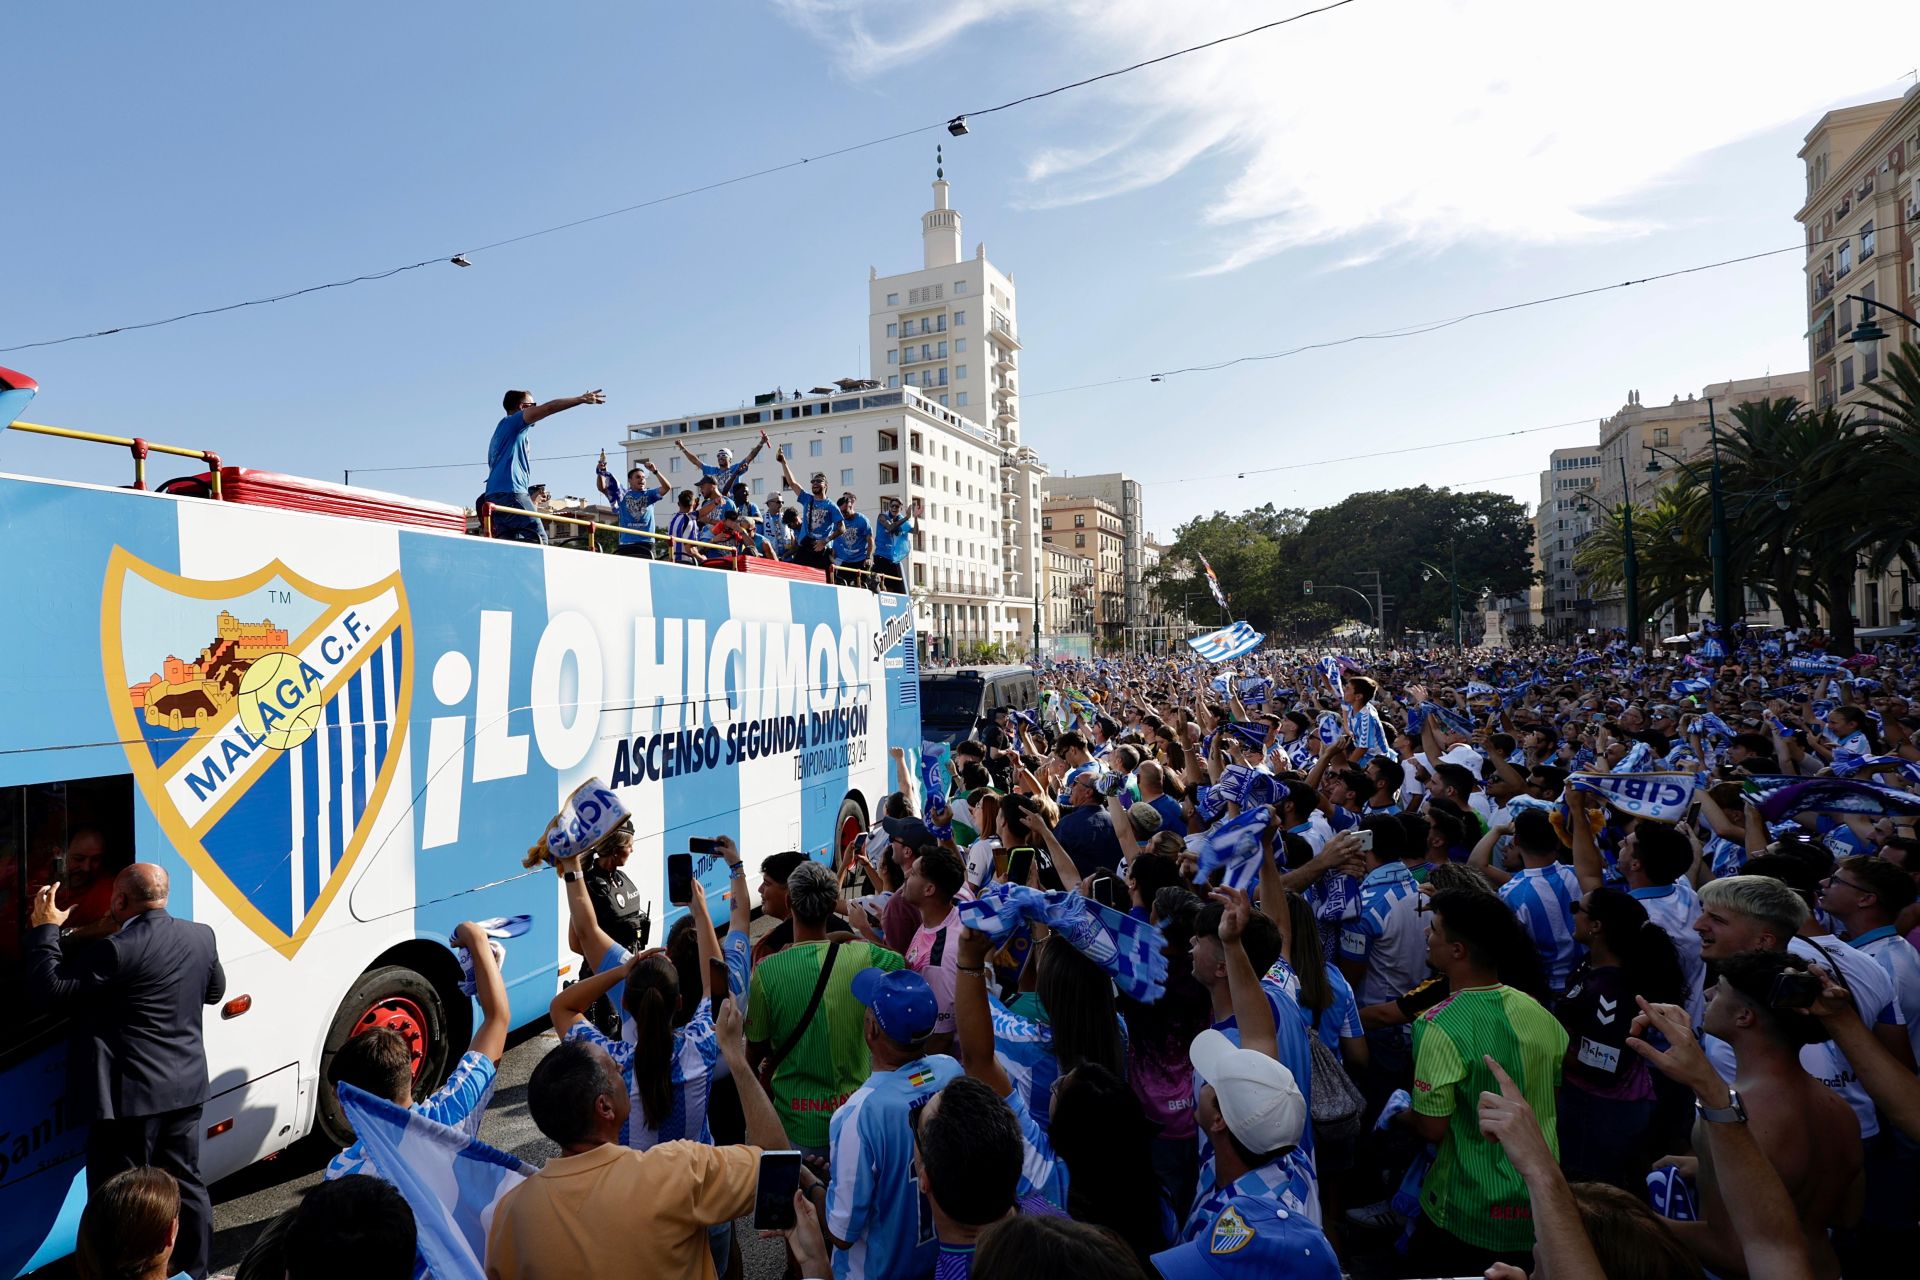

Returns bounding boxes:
[6,2,1918,541]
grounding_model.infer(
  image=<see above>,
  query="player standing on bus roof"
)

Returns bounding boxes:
[675,428,770,493]
[757,492,796,561]
[872,497,914,593]
[777,453,844,573]
[483,388,605,544]
[596,451,672,559]
[832,493,874,589]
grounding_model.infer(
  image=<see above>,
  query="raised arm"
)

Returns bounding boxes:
[1565,784,1605,894]
[454,921,511,1063]
[687,877,725,1004]
[557,855,619,970]
[1214,886,1277,1060]
[1106,793,1142,862]
[551,950,648,1035]
[717,837,752,989]
[1477,1057,1607,1280]
[595,451,621,507]
[1022,810,1082,892]
[955,927,1014,1097]
[1468,818,1515,888]
[674,439,706,469]
[523,389,605,426]
[715,998,790,1153]
[891,746,918,815]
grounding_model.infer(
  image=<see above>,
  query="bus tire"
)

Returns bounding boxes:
[833,793,868,871]
[313,965,453,1149]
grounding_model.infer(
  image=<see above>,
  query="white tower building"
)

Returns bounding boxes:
[868,149,1044,655]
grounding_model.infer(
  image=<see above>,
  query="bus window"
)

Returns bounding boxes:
[0,775,137,1060]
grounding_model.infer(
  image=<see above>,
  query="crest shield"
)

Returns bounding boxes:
[100,549,413,955]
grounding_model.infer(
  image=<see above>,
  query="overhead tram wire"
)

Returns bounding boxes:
[1026,237,1842,399]
[1156,416,1598,485]
[0,2,1365,355]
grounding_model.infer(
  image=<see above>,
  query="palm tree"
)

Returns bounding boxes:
[1766,405,1913,654]
[1674,396,1816,628]
[1860,338,1920,495]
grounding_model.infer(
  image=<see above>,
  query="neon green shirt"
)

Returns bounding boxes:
[745,940,903,1148]
[1411,984,1567,1252]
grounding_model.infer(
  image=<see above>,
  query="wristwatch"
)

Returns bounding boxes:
[1696,1087,1747,1125]
[563,871,580,884]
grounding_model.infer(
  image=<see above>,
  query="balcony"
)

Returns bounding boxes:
[1816,331,1835,357]
[900,348,946,367]
[1811,274,1834,302]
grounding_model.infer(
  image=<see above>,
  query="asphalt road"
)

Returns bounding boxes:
[207,1026,789,1279]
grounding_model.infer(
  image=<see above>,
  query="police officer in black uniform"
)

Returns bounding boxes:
[573,820,649,1036]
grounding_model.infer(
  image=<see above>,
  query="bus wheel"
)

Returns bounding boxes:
[313,965,452,1148]
[834,794,868,872]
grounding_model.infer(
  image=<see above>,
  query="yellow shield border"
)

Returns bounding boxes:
[99,547,414,957]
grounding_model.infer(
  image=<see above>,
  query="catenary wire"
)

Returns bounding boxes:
[0,2,1364,354]
[1157,417,1599,484]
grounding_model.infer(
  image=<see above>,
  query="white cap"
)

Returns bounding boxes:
[1189,1029,1306,1154]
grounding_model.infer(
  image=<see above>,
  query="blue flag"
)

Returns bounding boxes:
[958,884,1169,1002]
[1183,805,1273,893]
[335,1083,535,1280]
[1189,620,1264,664]
[449,916,532,997]
[1744,775,1920,822]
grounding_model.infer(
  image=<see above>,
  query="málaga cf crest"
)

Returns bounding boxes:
[100,550,414,956]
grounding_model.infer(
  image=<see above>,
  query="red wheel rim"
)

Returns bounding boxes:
[352,996,431,1080]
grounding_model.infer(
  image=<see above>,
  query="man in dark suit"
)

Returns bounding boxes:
[26,862,225,1279]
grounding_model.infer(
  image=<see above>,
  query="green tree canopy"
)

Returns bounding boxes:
[1148,487,1536,636]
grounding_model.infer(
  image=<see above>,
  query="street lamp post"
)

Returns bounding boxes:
[1568,457,1639,644]
[1644,396,1731,627]
[1416,542,1463,649]
[1843,293,1920,343]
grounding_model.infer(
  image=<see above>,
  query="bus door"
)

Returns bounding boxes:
[0,772,138,1277]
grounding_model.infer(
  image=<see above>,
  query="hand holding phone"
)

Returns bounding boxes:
[667,852,694,906]
[689,836,719,855]
[753,1151,805,1231]
[1006,846,1036,887]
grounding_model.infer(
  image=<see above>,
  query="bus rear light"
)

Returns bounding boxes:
[206,1118,234,1139]
[221,995,252,1019]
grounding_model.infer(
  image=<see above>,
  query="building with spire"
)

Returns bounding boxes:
[867,148,1045,653]
[620,152,1047,659]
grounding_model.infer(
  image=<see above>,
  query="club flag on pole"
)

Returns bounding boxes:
[1189,620,1263,664]
[335,1083,536,1280]
[1199,553,1231,611]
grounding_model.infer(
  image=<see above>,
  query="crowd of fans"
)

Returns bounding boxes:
[86,621,1920,1280]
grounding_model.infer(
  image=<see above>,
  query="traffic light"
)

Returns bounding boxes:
[1302,580,1313,596]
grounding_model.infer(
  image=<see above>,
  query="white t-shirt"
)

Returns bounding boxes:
[964,837,999,889]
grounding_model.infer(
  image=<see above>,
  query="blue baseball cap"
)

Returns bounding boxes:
[850,967,938,1045]
[1149,1196,1338,1280]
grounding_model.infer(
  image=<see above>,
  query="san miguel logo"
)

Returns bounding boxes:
[100,551,413,956]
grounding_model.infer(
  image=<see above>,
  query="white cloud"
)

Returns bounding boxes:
[776,0,1920,273]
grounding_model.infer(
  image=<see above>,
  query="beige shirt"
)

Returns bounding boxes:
[485,1140,760,1280]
